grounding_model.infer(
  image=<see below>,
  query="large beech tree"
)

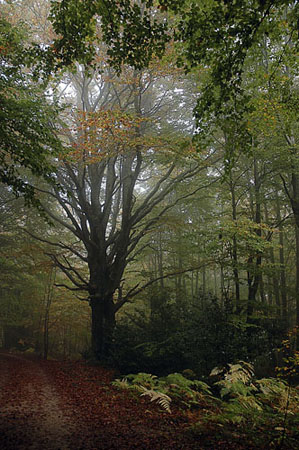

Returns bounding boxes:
[40,58,210,359]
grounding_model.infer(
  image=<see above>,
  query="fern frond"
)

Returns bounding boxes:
[126,373,158,388]
[210,366,224,377]
[234,395,263,411]
[225,362,254,384]
[140,387,172,413]
[112,378,130,389]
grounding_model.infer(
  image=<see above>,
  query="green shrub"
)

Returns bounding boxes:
[113,361,299,448]
[111,293,282,377]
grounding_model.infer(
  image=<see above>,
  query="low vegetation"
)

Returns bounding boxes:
[113,360,299,449]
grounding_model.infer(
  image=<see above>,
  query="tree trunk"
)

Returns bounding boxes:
[157,232,164,289]
[291,173,299,331]
[259,274,265,304]
[247,158,262,322]
[176,255,183,302]
[295,224,299,330]
[202,266,206,297]
[275,194,288,326]
[90,294,116,360]
[43,267,56,360]
[229,177,240,309]
[264,202,280,312]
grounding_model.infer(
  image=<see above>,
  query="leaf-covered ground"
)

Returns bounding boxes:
[0,351,284,449]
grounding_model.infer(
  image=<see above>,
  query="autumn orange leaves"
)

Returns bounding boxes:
[63,109,196,164]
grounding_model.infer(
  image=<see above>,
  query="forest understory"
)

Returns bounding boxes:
[0,351,298,450]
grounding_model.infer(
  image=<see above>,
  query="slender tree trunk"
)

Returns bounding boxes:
[291,173,299,332]
[295,224,299,330]
[247,158,262,322]
[270,245,281,315]
[259,274,265,304]
[264,202,280,311]
[202,266,206,296]
[281,135,299,331]
[229,177,240,309]
[176,256,183,302]
[266,272,273,307]
[214,268,217,297]
[247,255,255,319]
[157,232,164,289]
[291,172,299,229]
[199,240,206,297]
[220,264,225,305]
[43,267,56,360]
[276,195,288,326]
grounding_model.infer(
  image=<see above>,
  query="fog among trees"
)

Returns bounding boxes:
[1,0,298,374]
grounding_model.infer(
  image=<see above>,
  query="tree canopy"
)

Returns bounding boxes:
[48,0,298,121]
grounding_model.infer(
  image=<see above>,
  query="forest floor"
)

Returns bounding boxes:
[0,351,290,450]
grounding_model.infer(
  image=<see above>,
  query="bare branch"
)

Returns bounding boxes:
[114,260,213,312]
[23,229,88,262]
[55,283,88,292]
[46,253,88,290]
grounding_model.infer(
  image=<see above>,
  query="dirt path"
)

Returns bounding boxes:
[0,352,196,450]
[0,352,247,450]
[0,353,77,449]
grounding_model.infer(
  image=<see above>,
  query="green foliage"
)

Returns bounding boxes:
[209,219,275,266]
[276,327,299,383]
[214,361,255,396]
[203,362,299,447]
[111,292,280,376]
[125,372,159,389]
[112,373,172,412]
[49,0,169,71]
[211,362,263,422]
[115,362,299,448]
[113,370,214,412]
[48,0,297,128]
[0,17,62,207]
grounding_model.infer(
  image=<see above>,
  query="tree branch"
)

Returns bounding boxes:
[114,260,213,312]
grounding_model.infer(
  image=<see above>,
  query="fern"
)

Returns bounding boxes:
[230,395,263,411]
[257,378,299,414]
[126,372,158,388]
[219,380,257,398]
[163,373,212,395]
[256,378,287,396]
[112,378,130,389]
[140,387,172,413]
[215,361,257,399]
[224,361,254,384]
[112,371,216,411]
[112,364,299,449]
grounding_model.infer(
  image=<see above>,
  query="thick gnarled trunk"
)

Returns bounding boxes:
[90,294,115,360]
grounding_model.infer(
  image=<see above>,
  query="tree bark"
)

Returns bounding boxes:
[264,202,280,312]
[229,176,240,309]
[295,224,299,330]
[276,195,288,326]
[43,267,56,360]
[247,158,262,322]
[90,294,116,360]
